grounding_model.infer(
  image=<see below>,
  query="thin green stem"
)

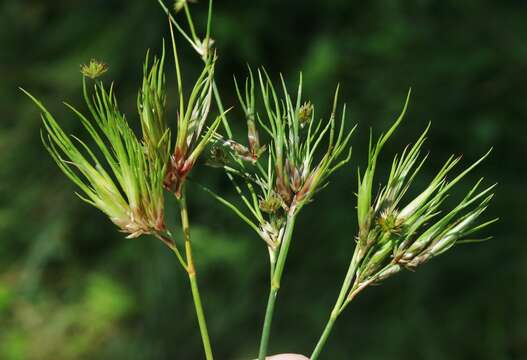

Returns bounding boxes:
[310,249,361,360]
[258,287,278,360]
[157,0,196,47]
[213,81,233,138]
[310,315,337,360]
[183,2,199,43]
[168,18,185,117]
[206,0,213,41]
[178,188,214,360]
[271,213,297,290]
[258,213,297,360]
[155,232,189,271]
[189,273,212,359]
[157,0,232,137]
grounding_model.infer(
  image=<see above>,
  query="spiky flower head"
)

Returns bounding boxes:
[298,101,313,128]
[349,94,496,291]
[162,21,223,198]
[377,208,401,234]
[257,71,355,213]
[26,30,221,244]
[23,70,168,239]
[207,69,355,251]
[319,96,496,327]
[259,193,282,214]
[80,59,109,79]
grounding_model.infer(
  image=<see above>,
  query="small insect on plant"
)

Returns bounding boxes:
[22,0,497,359]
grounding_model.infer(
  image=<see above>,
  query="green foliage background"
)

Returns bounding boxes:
[1,0,525,359]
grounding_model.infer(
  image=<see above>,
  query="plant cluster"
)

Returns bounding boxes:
[23,0,496,359]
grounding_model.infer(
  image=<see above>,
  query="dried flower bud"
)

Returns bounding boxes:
[216,134,266,164]
[163,42,221,198]
[247,118,266,161]
[288,162,303,193]
[164,150,194,198]
[276,173,292,206]
[298,101,313,128]
[258,222,284,249]
[80,59,109,79]
[224,139,253,161]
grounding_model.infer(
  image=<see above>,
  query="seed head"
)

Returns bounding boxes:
[377,209,401,234]
[298,101,313,128]
[259,193,282,214]
[80,59,109,79]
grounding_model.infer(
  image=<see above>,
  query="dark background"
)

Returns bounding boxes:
[1,0,526,359]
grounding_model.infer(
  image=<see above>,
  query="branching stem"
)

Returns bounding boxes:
[155,232,189,271]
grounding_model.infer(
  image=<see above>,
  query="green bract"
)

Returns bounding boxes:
[138,48,170,163]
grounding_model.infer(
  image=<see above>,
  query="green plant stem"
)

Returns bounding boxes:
[157,0,232,138]
[155,232,188,271]
[178,188,214,360]
[310,315,337,360]
[183,3,199,43]
[213,81,232,137]
[258,287,278,360]
[258,213,297,360]
[310,250,360,360]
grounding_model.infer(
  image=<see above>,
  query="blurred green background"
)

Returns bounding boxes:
[1,0,526,359]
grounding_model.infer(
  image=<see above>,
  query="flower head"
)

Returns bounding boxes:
[207,69,355,251]
[23,73,167,239]
[259,193,282,214]
[162,21,223,198]
[80,59,109,79]
[350,95,496,286]
[298,101,313,128]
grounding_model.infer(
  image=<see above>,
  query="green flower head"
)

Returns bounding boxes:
[80,59,109,79]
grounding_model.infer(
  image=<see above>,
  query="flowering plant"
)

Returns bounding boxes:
[23,1,496,359]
